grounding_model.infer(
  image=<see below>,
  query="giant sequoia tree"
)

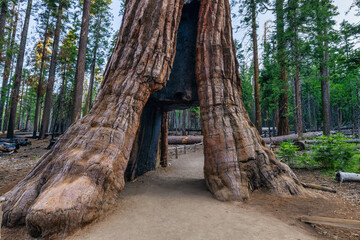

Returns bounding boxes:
[2,0,304,238]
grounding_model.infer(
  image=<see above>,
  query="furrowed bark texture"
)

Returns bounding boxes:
[2,0,184,237]
[196,0,304,201]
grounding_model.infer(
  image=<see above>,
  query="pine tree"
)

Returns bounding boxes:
[7,0,33,138]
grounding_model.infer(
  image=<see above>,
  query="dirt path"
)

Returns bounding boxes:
[69,151,316,240]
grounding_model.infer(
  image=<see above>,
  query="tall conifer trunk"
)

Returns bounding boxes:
[7,0,32,138]
[71,0,91,123]
[276,0,289,136]
[0,6,17,130]
[251,0,262,134]
[40,2,63,139]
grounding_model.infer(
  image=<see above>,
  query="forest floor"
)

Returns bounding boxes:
[0,139,359,240]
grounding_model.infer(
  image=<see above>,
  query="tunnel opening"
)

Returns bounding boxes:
[125,0,200,180]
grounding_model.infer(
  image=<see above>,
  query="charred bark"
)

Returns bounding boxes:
[160,112,169,167]
[3,0,184,237]
[3,0,304,238]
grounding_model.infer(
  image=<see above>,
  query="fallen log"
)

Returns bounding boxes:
[0,142,17,153]
[301,182,336,193]
[300,216,360,230]
[168,136,203,145]
[0,138,31,146]
[306,139,360,144]
[263,132,322,144]
[336,172,360,183]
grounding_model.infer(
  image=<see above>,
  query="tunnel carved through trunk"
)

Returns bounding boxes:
[2,0,305,238]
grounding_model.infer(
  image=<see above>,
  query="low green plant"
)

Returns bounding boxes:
[278,140,300,167]
[311,134,359,172]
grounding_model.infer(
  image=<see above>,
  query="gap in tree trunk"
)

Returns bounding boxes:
[125,0,200,180]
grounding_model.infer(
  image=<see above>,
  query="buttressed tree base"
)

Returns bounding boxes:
[2,0,305,238]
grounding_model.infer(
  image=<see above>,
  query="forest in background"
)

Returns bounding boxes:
[0,0,359,139]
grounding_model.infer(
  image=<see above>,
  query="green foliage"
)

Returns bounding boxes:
[190,107,200,118]
[310,134,360,172]
[278,140,300,167]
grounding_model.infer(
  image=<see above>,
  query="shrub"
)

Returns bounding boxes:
[278,140,300,167]
[311,134,359,172]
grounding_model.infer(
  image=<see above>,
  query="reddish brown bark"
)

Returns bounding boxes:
[7,0,32,138]
[3,0,184,237]
[276,0,289,136]
[0,6,17,130]
[71,0,91,123]
[3,0,304,238]
[196,0,303,201]
[160,112,169,167]
[251,0,262,134]
[33,26,49,139]
[0,1,8,61]
[39,2,63,139]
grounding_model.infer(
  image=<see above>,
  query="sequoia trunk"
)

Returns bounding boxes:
[3,0,184,237]
[196,0,303,201]
[3,0,304,238]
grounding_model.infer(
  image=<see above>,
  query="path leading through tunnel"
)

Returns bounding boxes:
[69,150,315,240]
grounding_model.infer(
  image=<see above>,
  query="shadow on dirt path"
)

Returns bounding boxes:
[69,151,316,240]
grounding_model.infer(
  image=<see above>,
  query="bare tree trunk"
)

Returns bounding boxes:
[338,105,342,133]
[33,28,49,138]
[196,0,303,201]
[357,77,360,137]
[3,0,184,237]
[7,0,32,138]
[276,0,289,136]
[182,110,186,135]
[307,92,312,130]
[251,0,262,134]
[320,28,331,136]
[16,79,25,130]
[39,3,63,139]
[0,1,8,61]
[0,6,17,131]
[71,0,91,123]
[160,112,169,167]
[84,16,101,116]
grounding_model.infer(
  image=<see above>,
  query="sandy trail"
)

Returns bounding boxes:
[69,151,316,240]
